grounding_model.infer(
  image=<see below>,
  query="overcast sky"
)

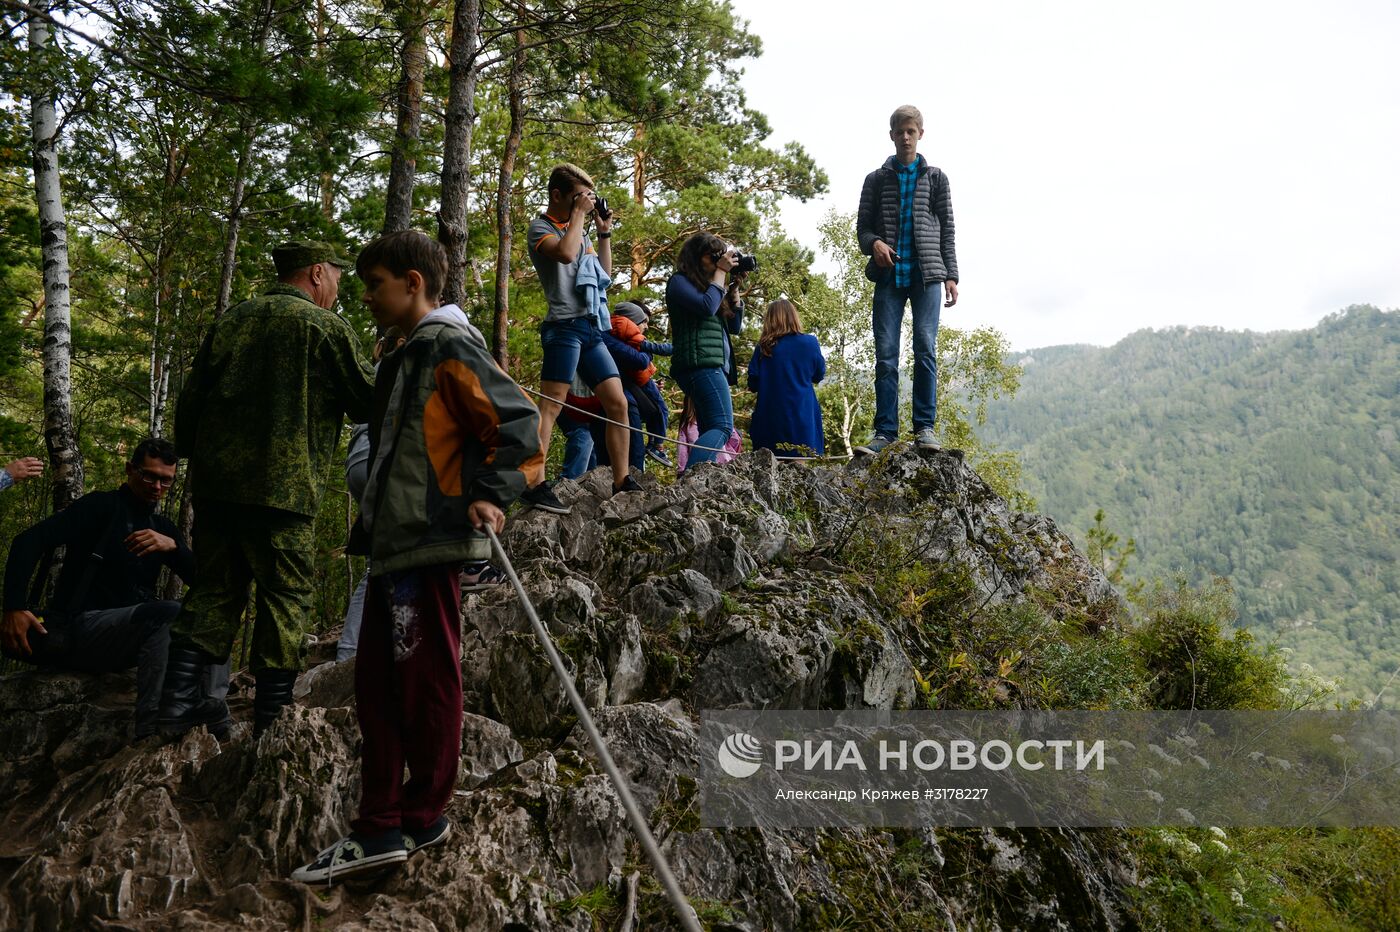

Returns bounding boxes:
[730,0,1400,350]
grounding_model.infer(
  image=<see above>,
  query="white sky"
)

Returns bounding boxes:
[731,0,1400,350]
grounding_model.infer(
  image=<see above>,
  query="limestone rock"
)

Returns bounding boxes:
[488,630,575,738]
[0,448,1140,930]
[459,712,523,788]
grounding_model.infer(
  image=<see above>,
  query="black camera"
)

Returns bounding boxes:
[731,252,757,275]
[594,196,611,221]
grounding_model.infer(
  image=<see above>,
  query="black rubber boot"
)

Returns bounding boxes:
[253,668,298,737]
[158,647,232,740]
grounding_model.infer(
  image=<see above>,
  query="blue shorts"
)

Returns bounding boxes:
[539,317,621,387]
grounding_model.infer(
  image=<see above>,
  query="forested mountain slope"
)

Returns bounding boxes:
[981,306,1399,703]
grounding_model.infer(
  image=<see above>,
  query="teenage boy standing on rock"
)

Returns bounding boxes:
[855,104,959,456]
[521,162,640,511]
[292,230,542,883]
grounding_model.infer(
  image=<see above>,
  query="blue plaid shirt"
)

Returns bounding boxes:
[894,155,923,288]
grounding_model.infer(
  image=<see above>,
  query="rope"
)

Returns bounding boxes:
[484,526,703,932]
[519,384,854,463]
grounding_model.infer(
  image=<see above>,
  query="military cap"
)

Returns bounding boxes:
[272,239,354,275]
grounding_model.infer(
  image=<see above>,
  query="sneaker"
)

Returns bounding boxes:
[403,816,452,856]
[854,435,895,456]
[645,445,673,469]
[915,428,940,452]
[461,560,507,592]
[522,481,571,515]
[613,475,643,495]
[290,831,407,884]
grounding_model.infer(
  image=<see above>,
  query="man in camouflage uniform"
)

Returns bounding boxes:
[162,240,375,738]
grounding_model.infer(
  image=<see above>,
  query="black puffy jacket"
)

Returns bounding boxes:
[857,156,958,286]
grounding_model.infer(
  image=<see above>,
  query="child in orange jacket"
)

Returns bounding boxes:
[610,302,672,467]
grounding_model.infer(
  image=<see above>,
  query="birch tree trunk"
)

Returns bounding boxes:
[148,286,163,434]
[215,125,256,318]
[490,24,526,367]
[382,0,429,234]
[149,289,178,438]
[315,0,335,220]
[437,0,481,308]
[841,394,855,458]
[215,0,273,316]
[29,13,84,511]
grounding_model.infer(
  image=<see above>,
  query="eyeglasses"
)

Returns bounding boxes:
[134,466,176,487]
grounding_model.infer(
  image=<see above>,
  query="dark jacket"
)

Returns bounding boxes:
[601,330,652,377]
[359,314,543,573]
[3,487,195,614]
[857,156,958,286]
[176,284,375,517]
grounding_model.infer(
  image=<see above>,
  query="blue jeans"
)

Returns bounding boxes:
[635,379,669,446]
[539,317,620,386]
[872,279,942,439]
[590,388,646,473]
[337,568,369,661]
[672,366,733,465]
[559,412,597,479]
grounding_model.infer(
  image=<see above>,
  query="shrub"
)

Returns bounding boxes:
[1131,576,1289,710]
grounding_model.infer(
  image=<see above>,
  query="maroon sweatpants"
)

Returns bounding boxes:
[352,563,462,834]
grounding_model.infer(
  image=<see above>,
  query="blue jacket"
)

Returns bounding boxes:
[747,333,826,457]
[601,331,651,374]
[575,252,612,331]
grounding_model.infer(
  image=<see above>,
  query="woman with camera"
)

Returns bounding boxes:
[748,298,826,459]
[665,232,745,466]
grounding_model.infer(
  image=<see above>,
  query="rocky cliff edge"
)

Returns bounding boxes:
[0,447,1137,930]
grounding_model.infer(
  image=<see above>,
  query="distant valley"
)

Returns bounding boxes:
[981,306,1399,704]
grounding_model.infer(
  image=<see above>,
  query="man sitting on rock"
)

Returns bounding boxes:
[1,437,228,740]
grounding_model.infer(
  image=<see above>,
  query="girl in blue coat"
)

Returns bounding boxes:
[747,298,826,458]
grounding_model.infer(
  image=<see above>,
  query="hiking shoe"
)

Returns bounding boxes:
[291,831,407,884]
[613,475,643,495]
[854,435,895,456]
[645,445,674,469]
[522,481,571,515]
[403,817,452,856]
[462,560,507,592]
[915,428,940,452]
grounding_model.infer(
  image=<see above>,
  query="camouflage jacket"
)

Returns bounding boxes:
[175,285,375,517]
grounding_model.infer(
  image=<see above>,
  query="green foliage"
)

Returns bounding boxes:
[2,0,824,671]
[1131,576,1292,711]
[817,457,1141,711]
[1129,826,1400,931]
[0,170,38,384]
[1086,508,1142,599]
[935,323,1031,509]
[555,882,618,919]
[981,308,1399,703]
